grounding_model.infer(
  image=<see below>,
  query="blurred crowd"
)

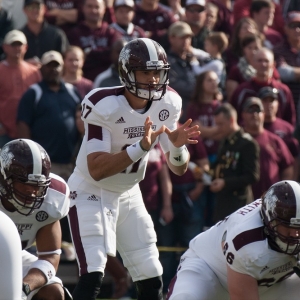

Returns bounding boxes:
[1,0,300,298]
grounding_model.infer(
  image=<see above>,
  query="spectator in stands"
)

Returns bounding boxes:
[259,86,299,178]
[230,47,296,126]
[109,0,146,41]
[0,30,41,147]
[203,2,218,31]
[242,97,294,199]
[68,0,121,81]
[167,21,196,120]
[93,38,126,88]
[282,0,300,18]
[233,0,285,35]
[17,50,81,180]
[273,11,300,114]
[226,34,263,100]
[63,46,93,99]
[210,103,260,223]
[184,0,208,50]
[250,0,283,49]
[0,2,13,60]
[165,0,185,21]
[186,70,222,228]
[223,17,261,74]
[208,0,233,36]
[132,0,177,47]
[21,0,69,67]
[43,0,80,35]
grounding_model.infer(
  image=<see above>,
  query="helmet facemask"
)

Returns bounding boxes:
[261,180,300,255]
[0,139,51,216]
[118,38,170,101]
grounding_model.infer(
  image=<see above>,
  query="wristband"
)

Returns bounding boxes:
[36,249,62,256]
[126,141,146,162]
[168,142,189,166]
[30,259,56,283]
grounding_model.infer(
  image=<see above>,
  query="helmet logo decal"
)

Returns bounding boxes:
[0,147,14,179]
[36,211,48,222]
[119,48,131,73]
[159,109,170,121]
[265,188,278,217]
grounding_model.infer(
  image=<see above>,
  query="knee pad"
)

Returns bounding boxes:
[135,276,163,300]
[72,272,103,300]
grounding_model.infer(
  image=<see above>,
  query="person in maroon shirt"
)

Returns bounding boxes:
[109,0,146,41]
[259,86,299,178]
[43,0,80,35]
[250,0,283,49]
[132,0,177,47]
[273,11,300,115]
[230,47,296,126]
[68,0,121,81]
[241,97,294,200]
[223,17,261,74]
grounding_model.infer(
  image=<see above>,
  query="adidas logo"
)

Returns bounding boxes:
[87,195,98,201]
[173,155,181,162]
[115,117,126,123]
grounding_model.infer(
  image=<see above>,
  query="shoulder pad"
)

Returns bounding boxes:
[42,173,70,220]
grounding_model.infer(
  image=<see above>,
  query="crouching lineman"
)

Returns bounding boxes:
[0,139,72,300]
[167,180,300,300]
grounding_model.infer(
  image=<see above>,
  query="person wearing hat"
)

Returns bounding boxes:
[273,11,300,111]
[208,103,259,222]
[21,0,69,67]
[17,50,81,181]
[259,86,299,178]
[0,29,41,148]
[109,0,146,41]
[242,96,294,199]
[167,21,196,120]
[68,0,121,81]
[231,47,296,126]
[184,0,209,50]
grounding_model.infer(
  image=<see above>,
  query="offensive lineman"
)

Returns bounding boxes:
[67,37,200,300]
[0,139,72,299]
[167,180,300,300]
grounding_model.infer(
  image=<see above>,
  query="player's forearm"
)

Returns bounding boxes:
[87,151,138,181]
[23,268,47,291]
[165,151,189,176]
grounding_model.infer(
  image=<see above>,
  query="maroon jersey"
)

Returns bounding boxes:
[139,145,166,212]
[186,100,220,158]
[109,23,146,42]
[133,3,176,44]
[263,27,283,49]
[68,22,121,80]
[264,118,299,157]
[228,65,280,84]
[230,78,296,126]
[44,0,80,34]
[251,129,294,200]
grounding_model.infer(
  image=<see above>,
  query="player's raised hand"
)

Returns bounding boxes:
[140,116,165,151]
[165,119,200,147]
